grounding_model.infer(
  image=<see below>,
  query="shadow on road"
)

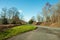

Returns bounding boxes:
[36,27,60,40]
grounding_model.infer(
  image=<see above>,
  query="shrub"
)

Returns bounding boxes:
[28,19,34,24]
[2,18,8,24]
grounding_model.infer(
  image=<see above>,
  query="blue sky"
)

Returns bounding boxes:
[0,0,58,21]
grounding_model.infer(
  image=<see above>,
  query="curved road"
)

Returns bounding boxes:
[7,26,60,40]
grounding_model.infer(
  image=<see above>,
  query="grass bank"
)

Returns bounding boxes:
[0,24,37,40]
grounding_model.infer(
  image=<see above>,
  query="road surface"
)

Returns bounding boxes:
[7,26,60,40]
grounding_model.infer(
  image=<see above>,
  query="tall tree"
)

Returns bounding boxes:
[42,2,51,22]
[1,8,8,24]
[37,13,41,22]
[9,7,20,24]
[1,8,7,18]
[51,3,60,23]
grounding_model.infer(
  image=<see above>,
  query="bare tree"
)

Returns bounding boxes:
[50,3,60,23]
[37,13,41,22]
[1,8,8,24]
[9,7,20,24]
[42,2,51,22]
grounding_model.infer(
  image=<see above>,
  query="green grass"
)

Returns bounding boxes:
[0,24,36,40]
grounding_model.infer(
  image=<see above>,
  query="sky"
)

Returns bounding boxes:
[0,0,59,22]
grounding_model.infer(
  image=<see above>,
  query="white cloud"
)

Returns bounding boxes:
[19,10,23,13]
[0,9,1,14]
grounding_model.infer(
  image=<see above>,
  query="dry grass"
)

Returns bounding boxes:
[40,22,51,26]
[50,23,60,27]
[40,22,60,28]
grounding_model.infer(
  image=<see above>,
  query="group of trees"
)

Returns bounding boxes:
[28,3,51,24]
[51,3,60,23]
[0,7,23,24]
[41,2,60,24]
[28,14,43,24]
[29,2,60,24]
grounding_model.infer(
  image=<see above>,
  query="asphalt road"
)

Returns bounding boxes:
[7,26,60,40]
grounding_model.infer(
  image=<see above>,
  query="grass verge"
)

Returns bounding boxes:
[0,24,37,40]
